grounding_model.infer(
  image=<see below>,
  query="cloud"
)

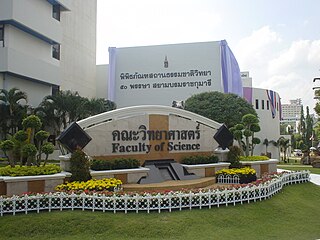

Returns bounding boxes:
[234,26,320,110]
[268,40,320,75]
[96,0,222,64]
[235,26,282,70]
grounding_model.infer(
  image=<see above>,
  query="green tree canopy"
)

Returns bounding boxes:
[185,91,257,127]
[36,91,116,134]
[0,88,27,136]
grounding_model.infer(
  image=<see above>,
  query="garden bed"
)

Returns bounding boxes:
[90,167,149,184]
[182,162,230,177]
[240,159,278,177]
[0,171,310,215]
[0,172,71,196]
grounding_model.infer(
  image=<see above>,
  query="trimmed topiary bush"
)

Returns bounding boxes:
[91,158,140,171]
[181,155,219,165]
[22,143,37,166]
[227,145,242,168]
[70,150,91,182]
[0,140,15,167]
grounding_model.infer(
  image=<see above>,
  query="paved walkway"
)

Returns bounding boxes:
[277,168,320,186]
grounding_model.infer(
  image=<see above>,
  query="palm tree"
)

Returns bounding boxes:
[0,103,9,139]
[84,98,116,117]
[0,88,27,136]
[263,138,269,155]
[278,137,291,162]
[40,90,86,130]
[36,99,62,136]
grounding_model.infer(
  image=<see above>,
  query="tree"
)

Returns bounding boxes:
[0,103,9,139]
[35,130,50,165]
[41,142,54,166]
[22,143,37,166]
[250,123,261,156]
[229,114,260,156]
[84,98,116,117]
[185,91,257,127]
[305,106,313,148]
[291,133,304,150]
[299,106,306,137]
[229,124,244,153]
[278,137,290,162]
[22,115,42,145]
[13,130,28,166]
[35,98,62,137]
[263,138,269,155]
[37,91,117,135]
[0,140,14,167]
[0,88,27,136]
[70,149,91,182]
[242,114,260,156]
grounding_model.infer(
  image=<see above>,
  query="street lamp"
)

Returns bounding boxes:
[313,77,320,99]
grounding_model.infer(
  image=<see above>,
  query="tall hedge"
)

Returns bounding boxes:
[70,150,91,182]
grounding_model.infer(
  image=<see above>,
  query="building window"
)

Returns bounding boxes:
[255,99,259,109]
[0,24,4,47]
[52,44,60,60]
[267,100,269,110]
[52,5,60,21]
[261,100,265,110]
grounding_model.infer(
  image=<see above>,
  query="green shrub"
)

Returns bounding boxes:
[239,155,270,161]
[91,158,140,171]
[181,155,219,165]
[22,144,37,166]
[0,164,61,177]
[70,150,91,182]
[91,159,113,171]
[227,145,242,168]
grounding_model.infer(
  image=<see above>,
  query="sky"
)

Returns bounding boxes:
[96,0,320,112]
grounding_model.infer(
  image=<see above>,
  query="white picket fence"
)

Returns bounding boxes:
[217,174,240,184]
[0,171,310,216]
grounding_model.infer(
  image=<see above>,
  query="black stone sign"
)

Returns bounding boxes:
[57,122,92,153]
[213,124,233,150]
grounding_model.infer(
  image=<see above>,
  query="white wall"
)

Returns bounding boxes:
[6,25,55,65]
[0,0,62,43]
[96,64,108,99]
[60,0,97,98]
[251,88,281,158]
[111,41,222,107]
[4,74,52,107]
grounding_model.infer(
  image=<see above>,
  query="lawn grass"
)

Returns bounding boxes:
[278,164,320,174]
[0,183,319,240]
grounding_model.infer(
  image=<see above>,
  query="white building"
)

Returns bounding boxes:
[0,0,97,107]
[97,43,281,158]
[0,1,281,158]
[242,72,281,157]
[281,98,302,133]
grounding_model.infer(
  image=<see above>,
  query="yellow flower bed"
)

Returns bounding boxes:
[239,156,270,161]
[55,178,122,192]
[216,167,256,176]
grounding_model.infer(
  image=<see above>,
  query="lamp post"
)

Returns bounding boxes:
[313,78,320,99]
